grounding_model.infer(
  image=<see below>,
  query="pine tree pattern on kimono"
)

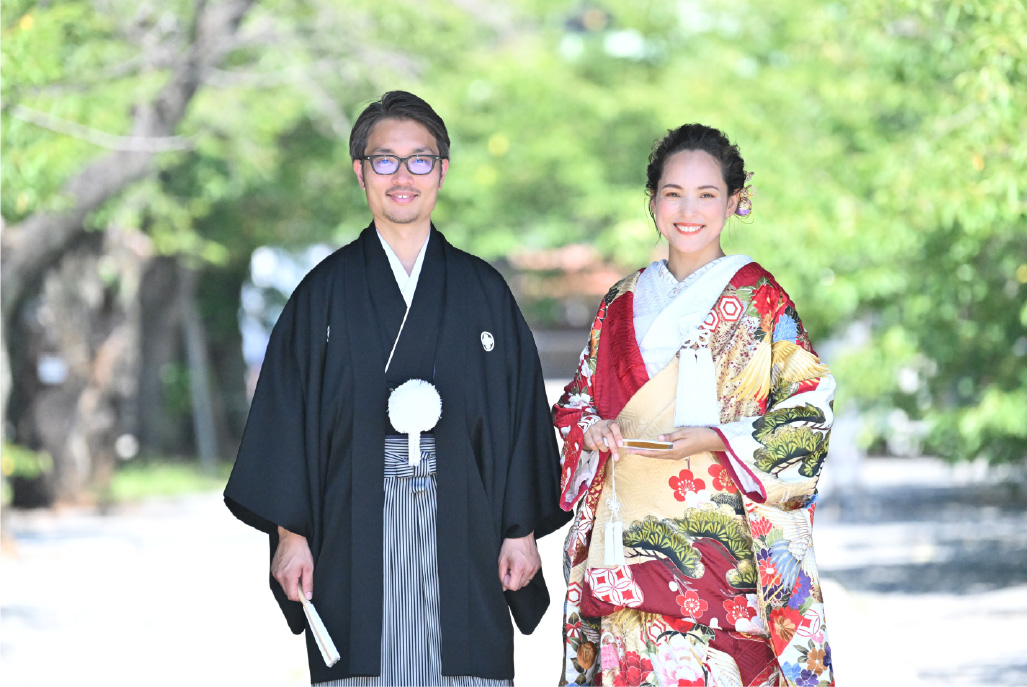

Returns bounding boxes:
[553,262,836,687]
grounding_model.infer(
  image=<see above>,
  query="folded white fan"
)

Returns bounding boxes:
[297,584,340,667]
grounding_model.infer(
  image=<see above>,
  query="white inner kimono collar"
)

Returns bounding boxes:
[635,254,753,426]
[377,229,430,307]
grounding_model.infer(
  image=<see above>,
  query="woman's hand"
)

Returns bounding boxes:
[625,427,727,461]
[583,419,625,460]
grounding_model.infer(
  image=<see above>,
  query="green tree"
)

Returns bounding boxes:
[794,0,1027,463]
[2,0,1023,509]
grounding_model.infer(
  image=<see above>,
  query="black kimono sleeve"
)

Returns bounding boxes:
[224,283,327,634]
[502,305,571,541]
[501,294,573,633]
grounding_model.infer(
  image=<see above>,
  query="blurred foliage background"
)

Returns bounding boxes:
[1,0,1024,506]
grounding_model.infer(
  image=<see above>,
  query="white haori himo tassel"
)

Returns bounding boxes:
[604,453,625,566]
[674,327,721,428]
[298,585,340,667]
[387,379,442,466]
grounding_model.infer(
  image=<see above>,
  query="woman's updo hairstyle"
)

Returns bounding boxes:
[646,123,747,203]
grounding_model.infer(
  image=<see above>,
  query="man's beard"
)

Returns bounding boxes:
[383,208,419,224]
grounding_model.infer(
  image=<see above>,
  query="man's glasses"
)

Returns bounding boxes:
[359,154,441,175]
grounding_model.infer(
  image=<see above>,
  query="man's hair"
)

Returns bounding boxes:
[348,91,451,161]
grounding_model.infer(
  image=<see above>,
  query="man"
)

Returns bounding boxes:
[224,91,569,685]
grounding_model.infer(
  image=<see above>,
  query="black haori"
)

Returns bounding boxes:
[224,224,570,682]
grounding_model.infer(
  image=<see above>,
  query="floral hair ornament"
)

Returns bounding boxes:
[735,171,756,217]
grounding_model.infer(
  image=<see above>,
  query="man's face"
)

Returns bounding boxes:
[352,117,448,233]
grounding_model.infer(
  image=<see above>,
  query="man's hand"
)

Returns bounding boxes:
[272,526,314,602]
[497,531,541,592]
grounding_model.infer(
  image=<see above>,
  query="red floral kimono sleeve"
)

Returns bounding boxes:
[552,307,606,511]
[712,279,836,506]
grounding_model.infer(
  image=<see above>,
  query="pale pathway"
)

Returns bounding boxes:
[2,454,1025,686]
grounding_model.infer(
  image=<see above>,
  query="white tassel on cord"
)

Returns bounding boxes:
[603,454,625,566]
[298,585,340,667]
[674,328,721,428]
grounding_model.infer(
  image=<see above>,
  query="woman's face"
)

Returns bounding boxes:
[650,149,739,267]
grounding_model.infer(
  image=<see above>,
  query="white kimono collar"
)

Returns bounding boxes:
[376,229,430,307]
[637,254,753,427]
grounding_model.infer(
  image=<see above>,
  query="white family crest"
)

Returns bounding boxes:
[480,331,495,352]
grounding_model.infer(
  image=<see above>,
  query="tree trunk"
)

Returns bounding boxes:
[179,266,219,471]
[8,227,146,505]
[196,262,251,463]
[136,257,192,456]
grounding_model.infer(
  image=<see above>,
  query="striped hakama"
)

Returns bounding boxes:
[316,436,512,687]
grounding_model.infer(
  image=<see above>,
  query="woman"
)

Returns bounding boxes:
[553,124,836,687]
